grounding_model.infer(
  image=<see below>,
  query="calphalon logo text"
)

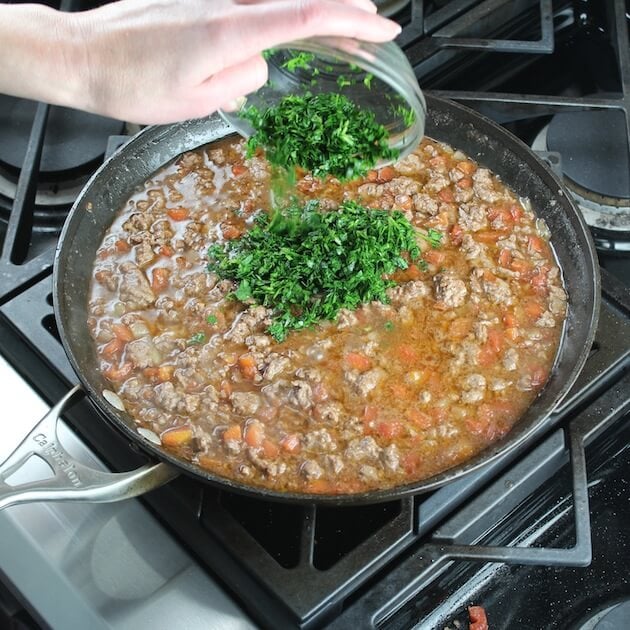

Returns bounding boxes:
[32,433,82,487]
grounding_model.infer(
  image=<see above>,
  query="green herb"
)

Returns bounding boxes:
[262,48,276,60]
[394,103,416,127]
[384,321,394,331]
[363,73,374,89]
[187,332,206,345]
[336,75,352,88]
[208,200,419,341]
[419,228,443,248]
[282,51,315,71]
[242,92,398,180]
[206,314,218,325]
[418,259,429,272]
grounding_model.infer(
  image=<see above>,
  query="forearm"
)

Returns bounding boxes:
[0,3,86,108]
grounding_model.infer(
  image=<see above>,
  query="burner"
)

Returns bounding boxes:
[579,600,630,630]
[375,0,410,17]
[532,114,630,251]
[0,95,125,229]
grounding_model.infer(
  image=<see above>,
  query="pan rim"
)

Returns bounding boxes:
[53,94,600,505]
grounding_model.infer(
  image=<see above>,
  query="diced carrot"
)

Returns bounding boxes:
[115,239,131,253]
[102,338,124,358]
[237,353,258,380]
[363,405,379,422]
[502,310,518,328]
[477,345,498,367]
[167,207,189,221]
[262,438,280,459]
[395,344,418,366]
[456,161,476,176]
[389,383,411,399]
[280,433,301,453]
[375,421,404,440]
[345,352,372,372]
[112,323,135,342]
[244,422,264,448]
[423,249,446,266]
[506,327,519,341]
[498,248,512,267]
[449,317,472,339]
[306,479,332,494]
[450,224,464,246]
[402,450,422,474]
[366,169,379,182]
[231,163,248,176]
[221,222,243,240]
[438,187,455,203]
[475,230,508,243]
[143,367,160,381]
[223,424,242,442]
[457,177,473,189]
[159,244,174,257]
[528,235,545,253]
[429,156,447,169]
[487,327,505,354]
[377,165,396,182]
[405,263,424,280]
[151,267,170,293]
[161,426,193,447]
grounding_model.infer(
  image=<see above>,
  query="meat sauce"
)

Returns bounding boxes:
[88,136,566,494]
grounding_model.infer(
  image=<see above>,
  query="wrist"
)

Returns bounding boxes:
[0,4,90,110]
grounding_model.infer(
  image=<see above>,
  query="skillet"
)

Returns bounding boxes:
[0,94,600,509]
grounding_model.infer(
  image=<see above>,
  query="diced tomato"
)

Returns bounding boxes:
[366,169,379,182]
[262,438,280,459]
[528,235,545,253]
[457,176,473,189]
[456,160,476,176]
[395,344,418,366]
[158,365,175,382]
[450,224,464,246]
[487,327,505,354]
[438,187,455,203]
[112,323,135,342]
[221,222,243,240]
[103,362,133,382]
[502,310,518,328]
[498,248,512,267]
[402,450,422,474]
[509,257,532,274]
[159,244,174,257]
[389,383,411,399]
[305,479,332,494]
[231,163,248,176]
[404,263,424,280]
[244,422,264,448]
[524,298,545,322]
[143,367,159,381]
[471,401,516,440]
[468,606,488,630]
[280,433,301,453]
[345,352,372,372]
[375,420,404,440]
[115,239,131,253]
[376,165,396,182]
[423,249,446,266]
[161,426,193,447]
[407,409,434,429]
[167,207,189,221]
[237,353,258,380]
[363,405,379,422]
[477,345,498,367]
[102,338,124,358]
[506,327,519,341]
[475,230,508,243]
[508,203,524,221]
[151,267,170,293]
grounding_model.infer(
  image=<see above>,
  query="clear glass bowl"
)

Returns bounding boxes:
[219,37,426,167]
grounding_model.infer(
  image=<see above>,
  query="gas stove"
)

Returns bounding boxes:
[1,1,629,629]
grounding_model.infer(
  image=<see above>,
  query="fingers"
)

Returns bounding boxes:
[191,54,268,117]
[235,0,378,13]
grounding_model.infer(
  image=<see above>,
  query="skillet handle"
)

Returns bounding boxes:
[0,385,178,511]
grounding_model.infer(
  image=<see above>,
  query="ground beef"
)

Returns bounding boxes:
[381,444,400,473]
[263,354,291,380]
[458,204,487,232]
[125,338,159,368]
[347,367,386,397]
[461,374,486,403]
[503,348,519,371]
[288,380,313,409]
[300,459,323,480]
[118,262,155,310]
[345,436,381,461]
[433,272,468,308]
[482,277,512,305]
[225,306,271,344]
[303,429,336,452]
[154,381,182,412]
[230,391,261,415]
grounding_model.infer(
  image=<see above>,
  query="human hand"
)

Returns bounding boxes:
[59,0,401,124]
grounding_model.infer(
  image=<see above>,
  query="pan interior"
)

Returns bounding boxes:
[53,96,599,504]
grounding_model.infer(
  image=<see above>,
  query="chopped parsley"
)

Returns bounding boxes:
[207,200,419,341]
[384,321,394,331]
[187,332,206,345]
[206,314,218,325]
[419,228,444,248]
[282,51,315,72]
[241,92,398,180]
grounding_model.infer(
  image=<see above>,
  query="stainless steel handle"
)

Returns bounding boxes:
[0,385,178,511]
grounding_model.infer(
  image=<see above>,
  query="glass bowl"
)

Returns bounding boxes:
[218,37,426,168]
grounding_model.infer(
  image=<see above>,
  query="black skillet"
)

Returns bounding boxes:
[0,95,600,509]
